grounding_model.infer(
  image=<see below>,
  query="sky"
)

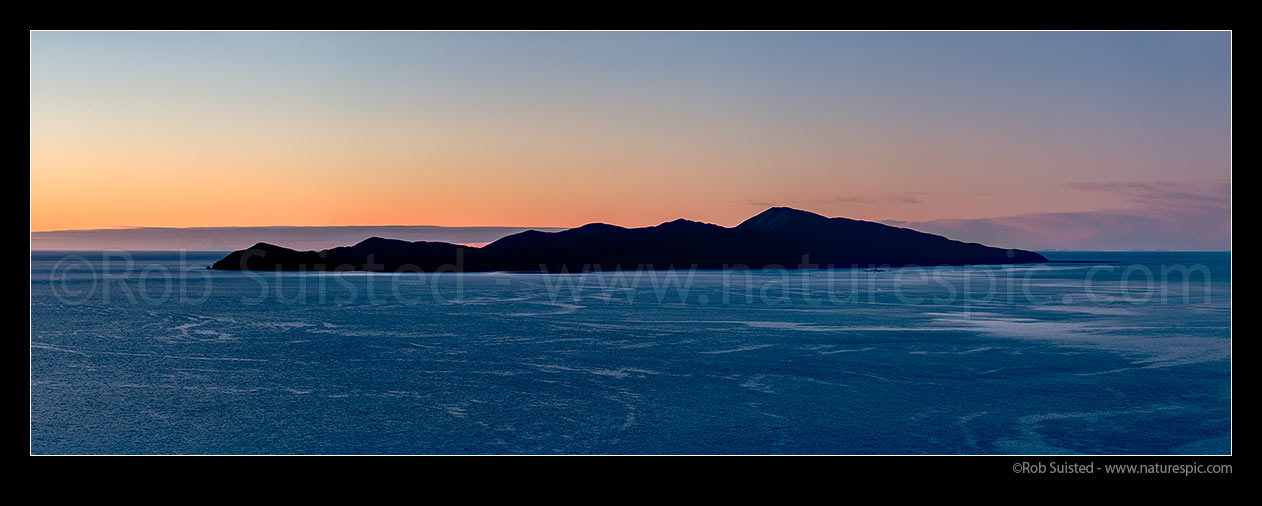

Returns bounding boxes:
[30,31,1230,250]
[29,225,564,251]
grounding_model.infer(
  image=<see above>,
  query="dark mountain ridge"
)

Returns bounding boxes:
[210,207,1048,272]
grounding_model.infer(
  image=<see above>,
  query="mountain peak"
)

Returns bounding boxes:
[352,236,410,248]
[737,207,829,232]
[658,217,704,227]
[572,222,626,232]
[754,207,828,219]
[247,242,287,251]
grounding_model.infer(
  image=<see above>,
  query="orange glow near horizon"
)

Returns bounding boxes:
[29,138,1145,232]
[28,100,1169,231]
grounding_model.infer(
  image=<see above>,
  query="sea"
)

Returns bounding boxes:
[30,251,1231,454]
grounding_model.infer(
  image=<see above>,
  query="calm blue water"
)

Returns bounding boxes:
[30,251,1231,454]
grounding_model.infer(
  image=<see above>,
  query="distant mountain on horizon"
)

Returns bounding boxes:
[30,225,569,251]
[210,207,1048,272]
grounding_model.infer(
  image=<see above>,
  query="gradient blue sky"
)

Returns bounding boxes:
[30,31,1230,249]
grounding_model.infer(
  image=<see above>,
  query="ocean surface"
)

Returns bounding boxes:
[30,251,1231,454]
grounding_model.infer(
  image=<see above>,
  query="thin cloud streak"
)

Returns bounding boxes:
[890,180,1230,250]
[830,192,926,205]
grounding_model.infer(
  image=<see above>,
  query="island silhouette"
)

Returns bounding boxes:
[210,207,1048,272]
